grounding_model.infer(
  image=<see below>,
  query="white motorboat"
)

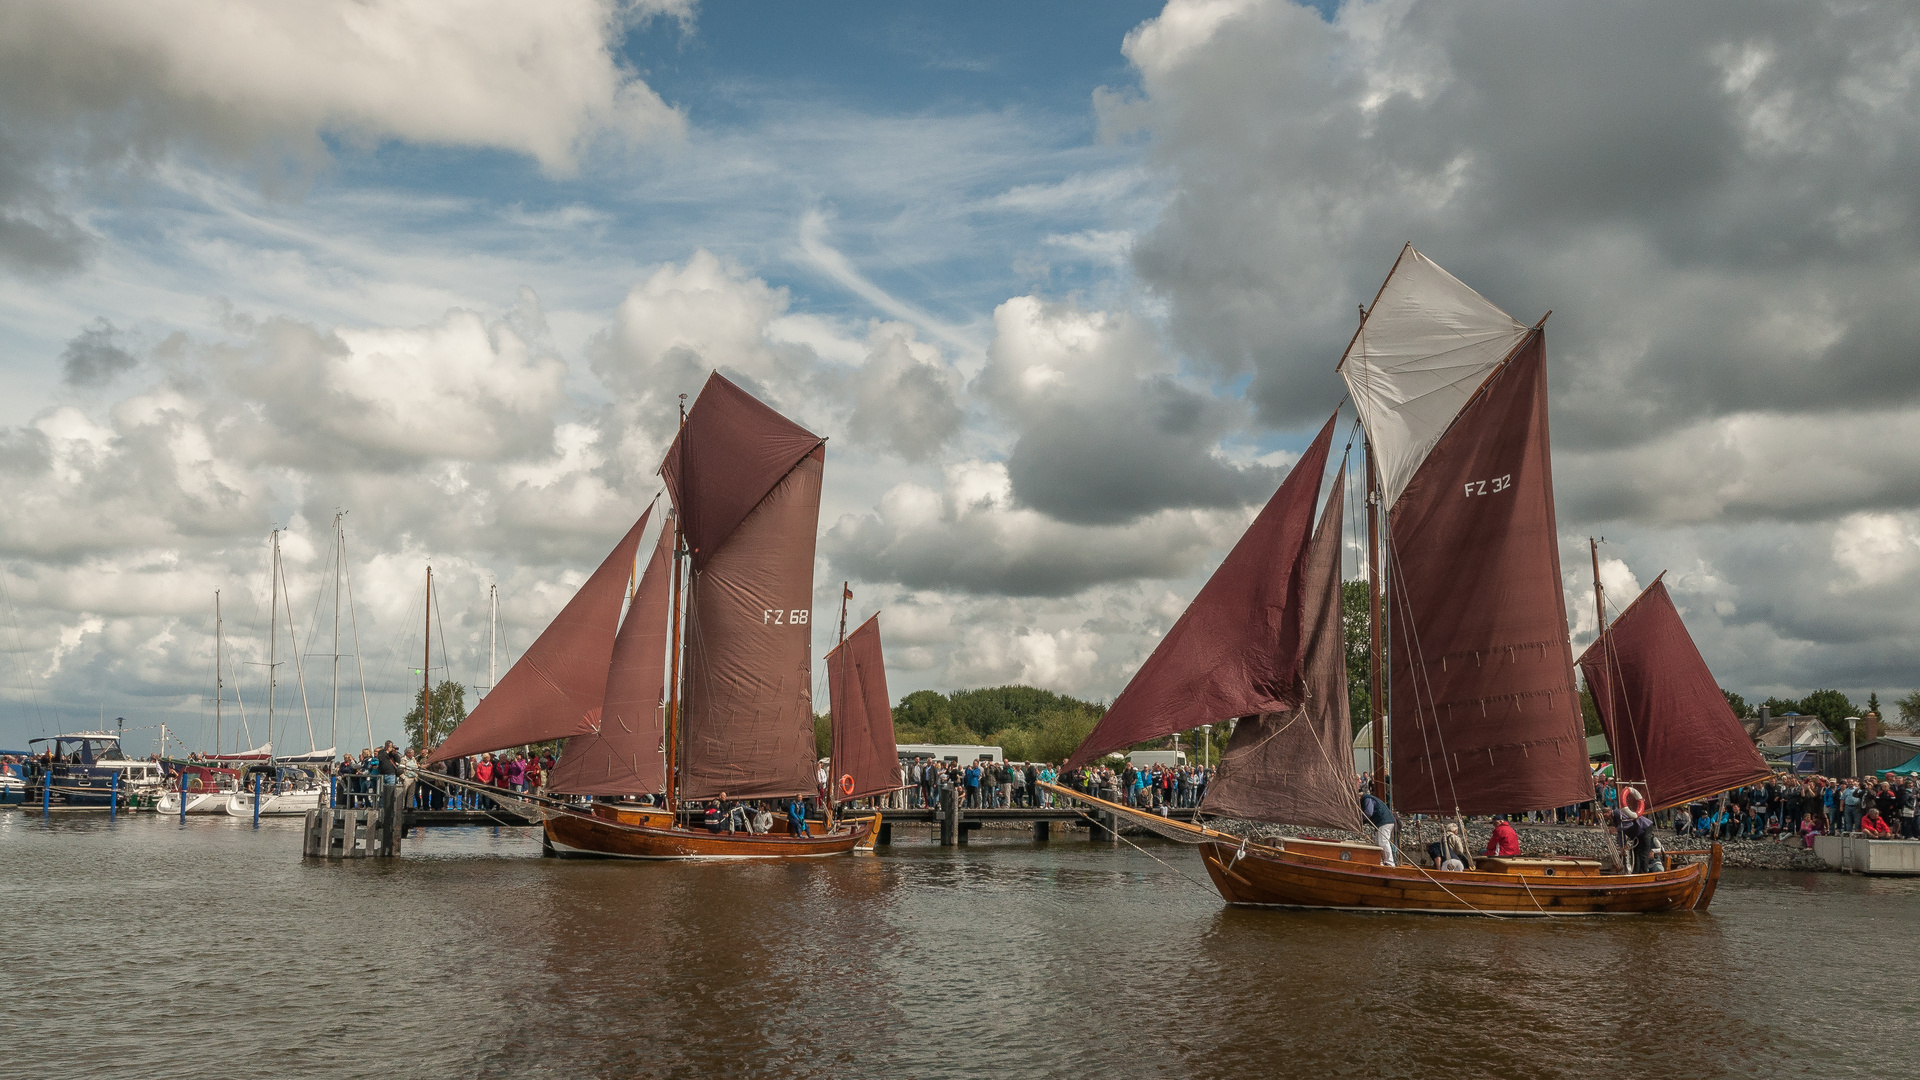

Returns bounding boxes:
[223,785,326,818]
[156,789,236,815]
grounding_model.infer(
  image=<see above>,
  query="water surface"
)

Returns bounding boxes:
[4,812,1912,1079]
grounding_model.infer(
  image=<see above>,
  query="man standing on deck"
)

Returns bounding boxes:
[1360,785,1397,867]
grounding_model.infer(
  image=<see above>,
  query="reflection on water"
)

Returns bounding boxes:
[3,813,1914,1080]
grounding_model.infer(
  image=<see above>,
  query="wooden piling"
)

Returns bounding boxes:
[940,786,959,847]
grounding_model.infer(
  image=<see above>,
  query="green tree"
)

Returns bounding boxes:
[1797,689,1856,735]
[1866,691,1880,723]
[404,680,468,750]
[813,712,832,760]
[1759,696,1802,721]
[1721,689,1751,719]
[1342,579,1371,735]
[1898,690,1920,727]
[1579,682,1604,738]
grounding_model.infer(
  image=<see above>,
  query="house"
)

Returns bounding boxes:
[1854,735,1920,776]
[1746,716,1840,748]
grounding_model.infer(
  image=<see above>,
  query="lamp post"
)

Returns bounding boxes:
[1201,724,1212,769]
[1846,716,1859,779]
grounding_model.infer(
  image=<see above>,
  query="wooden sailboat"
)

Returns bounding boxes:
[425,373,879,858]
[1054,246,1728,915]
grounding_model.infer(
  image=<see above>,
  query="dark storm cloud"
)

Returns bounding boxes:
[1003,379,1279,525]
[60,318,137,386]
[1121,0,1920,468]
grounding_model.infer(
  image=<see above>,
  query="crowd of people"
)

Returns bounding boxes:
[1668,773,1919,842]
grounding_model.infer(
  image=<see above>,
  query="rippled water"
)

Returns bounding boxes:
[4,811,1915,1079]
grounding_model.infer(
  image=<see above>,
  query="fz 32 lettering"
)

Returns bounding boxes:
[1464,475,1512,497]
[762,609,811,625]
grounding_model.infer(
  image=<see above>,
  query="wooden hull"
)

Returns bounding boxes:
[1199,839,1721,916]
[545,807,881,860]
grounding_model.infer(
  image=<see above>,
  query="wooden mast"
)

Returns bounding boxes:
[1589,537,1606,641]
[423,566,432,752]
[1367,443,1385,799]
[664,394,688,812]
[215,589,223,754]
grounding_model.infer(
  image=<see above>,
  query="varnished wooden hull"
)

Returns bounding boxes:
[1199,839,1721,915]
[544,807,881,860]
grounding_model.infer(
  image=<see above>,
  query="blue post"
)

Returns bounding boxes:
[252,773,262,828]
[179,776,188,823]
[110,770,119,821]
[329,776,336,810]
[41,766,51,816]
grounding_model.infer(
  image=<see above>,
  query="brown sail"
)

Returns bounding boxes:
[1065,413,1337,770]
[546,514,675,796]
[1577,577,1770,811]
[661,372,826,572]
[426,509,652,764]
[677,445,825,802]
[1384,333,1592,814]
[827,613,903,801]
[1201,464,1362,829]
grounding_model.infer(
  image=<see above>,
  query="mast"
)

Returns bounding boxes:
[268,529,278,753]
[423,566,433,753]
[1366,443,1385,800]
[215,590,223,755]
[332,511,342,758]
[664,393,688,810]
[488,583,498,696]
[1589,537,1606,642]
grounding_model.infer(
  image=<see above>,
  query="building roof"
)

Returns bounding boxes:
[1747,718,1839,747]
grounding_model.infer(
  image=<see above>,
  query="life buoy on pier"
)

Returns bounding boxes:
[840,774,855,796]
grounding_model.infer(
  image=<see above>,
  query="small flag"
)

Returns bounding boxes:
[843,584,853,600]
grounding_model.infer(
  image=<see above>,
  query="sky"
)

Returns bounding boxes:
[3,0,1919,754]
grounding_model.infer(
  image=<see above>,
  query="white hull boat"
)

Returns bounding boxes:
[156,790,236,815]
[223,788,326,818]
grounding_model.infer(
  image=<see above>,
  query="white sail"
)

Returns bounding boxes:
[1338,245,1529,507]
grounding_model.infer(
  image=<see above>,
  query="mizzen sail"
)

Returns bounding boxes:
[547,513,675,796]
[1577,578,1770,811]
[1200,463,1363,829]
[668,375,826,802]
[1382,332,1592,814]
[1064,413,1337,770]
[427,508,653,764]
[827,614,904,801]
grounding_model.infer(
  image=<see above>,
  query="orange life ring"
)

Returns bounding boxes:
[1620,786,1645,814]
[839,774,855,796]
[187,776,202,792]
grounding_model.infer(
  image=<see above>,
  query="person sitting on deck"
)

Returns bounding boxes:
[1860,808,1894,837]
[788,799,810,836]
[1485,817,1522,858]
[1439,823,1471,871]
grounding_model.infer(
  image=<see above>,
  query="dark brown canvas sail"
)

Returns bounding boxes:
[547,515,675,796]
[677,448,824,802]
[1201,465,1362,828]
[1577,578,1770,811]
[660,372,826,572]
[1065,414,1337,770]
[827,613,904,801]
[1385,333,1593,814]
[427,509,652,764]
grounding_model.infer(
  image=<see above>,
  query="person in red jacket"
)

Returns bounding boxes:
[1860,808,1895,837]
[1485,817,1522,857]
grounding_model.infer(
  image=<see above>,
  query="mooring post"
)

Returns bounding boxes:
[109,770,119,821]
[179,777,188,822]
[41,767,51,816]
[252,773,262,828]
[940,785,959,847]
[1034,819,1050,843]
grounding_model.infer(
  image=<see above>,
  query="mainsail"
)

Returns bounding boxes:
[1064,413,1337,770]
[1340,248,1592,815]
[426,509,653,764]
[1200,463,1362,829]
[1577,578,1771,811]
[664,374,826,802]
[546,514,675,796]
[826,614,904,801]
